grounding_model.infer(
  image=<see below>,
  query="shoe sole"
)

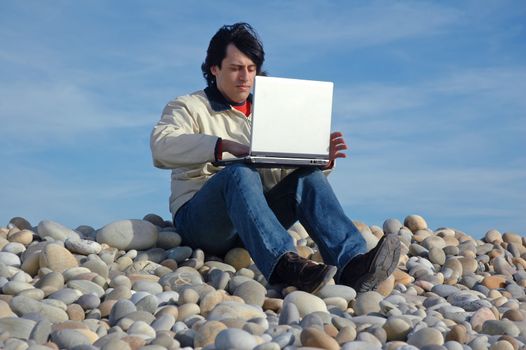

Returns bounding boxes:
[356,234,401,293]
[311,265,338,294]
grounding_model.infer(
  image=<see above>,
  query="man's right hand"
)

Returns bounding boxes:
[221,139,250,157]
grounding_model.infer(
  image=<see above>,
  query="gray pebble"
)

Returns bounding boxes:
[109,299,137,326]
[151,314,176,332]
[279,302,300,325]
[67,280,105,298]
[481,320,520,337]
[215,328,258,350]
[135,294,159,314]
[208,269,231,290]
[383,218,403,235]
[76,293,101,310]
[234,280,267,307]
[51,329,92,349]
[0,317,36,340]
[167,246,193,262]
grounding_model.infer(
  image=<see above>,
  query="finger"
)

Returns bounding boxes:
[331,136,347,144]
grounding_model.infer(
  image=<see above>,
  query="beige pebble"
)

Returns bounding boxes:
[336,326,356,344]
[39,243,79,273]
[262,298,283,313]
[176,303,200,321]
[194,320,227,348]
[471,307,497,332]
[67,303,85,321]
[502,309,524,321]
[324,297,348,311]
[376,274,395,296]
[7,229,34,245]
[502,232,523,245]
[155,305,179,320]
[490,340,515,350]
[413,229,432,242]
[99,300,118,318]
[21,252,41,276]
[446,324,468,344]
[404,214,428,233]
[482,275,507,289]
[200,290,225,316]
[393,269,413,286]
[301,327,340,350]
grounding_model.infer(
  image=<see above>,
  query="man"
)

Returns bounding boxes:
[151,22,400,293]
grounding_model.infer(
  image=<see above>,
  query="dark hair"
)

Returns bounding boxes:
[201,22,265,86]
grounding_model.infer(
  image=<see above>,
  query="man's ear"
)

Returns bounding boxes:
[210,65,219,76]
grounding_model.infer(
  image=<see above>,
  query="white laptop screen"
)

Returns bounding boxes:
[249,76,333,159]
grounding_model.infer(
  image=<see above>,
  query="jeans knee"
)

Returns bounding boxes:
[223,164,262,186]
[298,167,325,184]
[224,163,256,176]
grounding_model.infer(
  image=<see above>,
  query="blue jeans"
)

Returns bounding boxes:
[174,164,367,281]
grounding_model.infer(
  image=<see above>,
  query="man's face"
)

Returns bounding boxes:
[211,43,257,103]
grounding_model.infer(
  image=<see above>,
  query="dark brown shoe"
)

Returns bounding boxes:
[271,252,337,293]
[339,233,401,292]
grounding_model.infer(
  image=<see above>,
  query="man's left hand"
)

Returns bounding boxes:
[329,131,348,161]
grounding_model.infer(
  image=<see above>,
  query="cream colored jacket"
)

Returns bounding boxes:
[150,87,296,217]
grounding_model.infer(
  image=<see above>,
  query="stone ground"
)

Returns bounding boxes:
[0,213,525,350]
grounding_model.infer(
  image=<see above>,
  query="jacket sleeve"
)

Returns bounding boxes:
[150,98,219,169]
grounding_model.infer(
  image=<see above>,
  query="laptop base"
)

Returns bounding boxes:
[213,156,329,168]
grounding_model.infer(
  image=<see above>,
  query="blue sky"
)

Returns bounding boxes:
[1,1,525,238]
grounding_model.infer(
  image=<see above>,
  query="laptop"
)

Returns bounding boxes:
[213,75,334,167]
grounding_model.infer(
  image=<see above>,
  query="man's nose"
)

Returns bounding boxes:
[239,67,249,80]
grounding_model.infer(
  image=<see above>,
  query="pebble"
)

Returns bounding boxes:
[156,231,182,250]
[353,291,383,315]
[0,317,36,340]
[67,279,105,297]
[404,214,428,233]
[215,328,258,350]
[0,213,524,350]
[96,219,158,250]
[194,320,227,348]
[383,218,403,235]
[301,326,340,349]
[234,280,267,306]
[224,247,252,270]
[127,320,156,339]
[407,327,444,347]
[207,301,266,321]
[282,291,328,317]
[37,220,81,241]
[383,316,412,341]
[51,329,93,348]
[10,295,68,323]
[0,252,21,267]
[279,300,300,325]
[481,320,520,337]
[109,299,137,326]
[317,284,356,302]
[65,238,102,255]
[47,288,82,304]
[39,243,79,272]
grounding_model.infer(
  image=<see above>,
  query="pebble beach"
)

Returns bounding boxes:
[0,214,524,350]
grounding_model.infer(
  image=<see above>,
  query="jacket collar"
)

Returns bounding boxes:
[204,84,253,112]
